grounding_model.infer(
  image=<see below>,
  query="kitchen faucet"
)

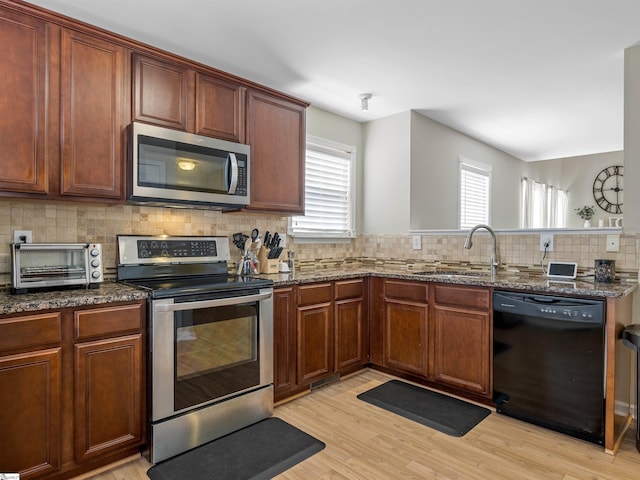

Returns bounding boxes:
[464,224,499,279]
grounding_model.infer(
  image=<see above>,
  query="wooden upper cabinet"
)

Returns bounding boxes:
[133,54,244,141]
[196,73,244,142]
[133,53,193,131]
[0,8,49,195]
[245,90,306,214]
[60,29,127,199]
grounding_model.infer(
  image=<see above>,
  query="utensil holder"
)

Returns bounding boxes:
[258,247,280,274]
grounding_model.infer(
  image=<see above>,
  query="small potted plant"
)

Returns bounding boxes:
[575,205,595,228]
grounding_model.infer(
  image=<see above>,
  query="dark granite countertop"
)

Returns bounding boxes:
[260,266,637,298]
[0,282,149,316]
[0,267,635,316]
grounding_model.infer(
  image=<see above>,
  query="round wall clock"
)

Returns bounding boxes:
[592,165,623,214]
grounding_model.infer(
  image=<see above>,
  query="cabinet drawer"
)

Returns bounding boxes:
[0,312,62,352]
[385,280,428,303]
[75,303,144,341]
[434,284,490,311]
[298,283,333,306]
[335,279,364,300]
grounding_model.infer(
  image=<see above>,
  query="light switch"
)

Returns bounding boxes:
[606,235,620,252]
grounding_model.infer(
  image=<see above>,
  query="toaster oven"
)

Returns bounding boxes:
[11,243,104,294]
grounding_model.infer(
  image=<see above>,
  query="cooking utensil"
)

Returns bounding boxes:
[272,232,280,248]
[232,232,249,250]
[264,231,272,248]
[251,228,259,242]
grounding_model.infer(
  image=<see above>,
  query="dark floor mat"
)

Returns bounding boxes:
[147,417,324,480]
[357,380,491,437]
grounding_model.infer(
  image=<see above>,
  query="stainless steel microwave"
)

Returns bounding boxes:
[11,243,103,294]
[128,122,250,208]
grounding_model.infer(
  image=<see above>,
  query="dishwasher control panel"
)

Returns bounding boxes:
[494,291,604,324]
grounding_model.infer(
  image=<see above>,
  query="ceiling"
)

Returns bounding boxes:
[26,0,640,161]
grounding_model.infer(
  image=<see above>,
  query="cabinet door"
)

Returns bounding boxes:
[74,334,143,463]
[432,306,490,395]
[60,29,126,199]
[273,287,297,400]
[0,348,61,477]
[384,299,428,376]
[245,90,305,214]
[133,53,193,131]
[0,8,49,195]
[335,298,367,372]
[334,279,369,374]
[196,73,244,141]
[297,303,333,386]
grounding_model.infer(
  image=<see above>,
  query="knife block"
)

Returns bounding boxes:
[258,247,279,274]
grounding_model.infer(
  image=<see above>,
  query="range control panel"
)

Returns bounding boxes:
[137,239,218,258]
[117,235,230,265]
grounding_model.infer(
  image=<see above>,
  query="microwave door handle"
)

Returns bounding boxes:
[226,153,239,194]
[154,291,272,312]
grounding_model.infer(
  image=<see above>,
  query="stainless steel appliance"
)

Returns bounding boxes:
[128,122,250,208]
[493,291,605,445]
[117,235,274,463]
[11,242,103,293]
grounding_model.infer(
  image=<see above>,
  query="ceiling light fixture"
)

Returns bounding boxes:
[359,93,372,111]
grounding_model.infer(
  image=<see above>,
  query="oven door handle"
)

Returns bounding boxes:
[154,291,272,312]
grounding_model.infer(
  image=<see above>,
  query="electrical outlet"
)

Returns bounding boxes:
[539,234,553,252]
[13,230,32,243]
[412,235,422,250]
[606,234,620,252]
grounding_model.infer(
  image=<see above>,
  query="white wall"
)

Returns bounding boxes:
[409,111,523,230]
[362,111,411,233]
[625,44,640,233]
[305,106,364,232]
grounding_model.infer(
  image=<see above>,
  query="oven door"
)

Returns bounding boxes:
[150,288,273,421]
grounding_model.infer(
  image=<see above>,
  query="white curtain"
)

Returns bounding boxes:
[521,177,567,228]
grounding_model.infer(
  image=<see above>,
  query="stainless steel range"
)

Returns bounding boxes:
[117,235,274,463]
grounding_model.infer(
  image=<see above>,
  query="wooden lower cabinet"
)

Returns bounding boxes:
[334,279,369,373]
[0,348,62,478]
[275,279,369,400]
[74,335,143,463]
[297,283,333,386]
[273,287,297,401]
[431,284,491,396]
[0,301,145,480]
[383,280,429,376]
[370,278,492,399]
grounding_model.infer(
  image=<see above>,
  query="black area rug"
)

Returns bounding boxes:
[147,417,324,480]
[357,380,491,437]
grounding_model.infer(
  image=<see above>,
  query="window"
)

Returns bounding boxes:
[520,177,567,228]
[459,157,491,229]
[289,136,356,240]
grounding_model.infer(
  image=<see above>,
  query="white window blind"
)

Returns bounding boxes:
[459,158,491,229]
[290,136,355,239]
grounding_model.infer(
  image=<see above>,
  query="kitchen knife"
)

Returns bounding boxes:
[264,231,271,249]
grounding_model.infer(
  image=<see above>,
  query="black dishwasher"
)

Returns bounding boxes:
[493,291,605,445]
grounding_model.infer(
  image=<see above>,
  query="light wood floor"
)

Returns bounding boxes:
[83,370,640,480]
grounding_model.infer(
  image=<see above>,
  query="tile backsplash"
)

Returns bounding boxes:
[1,199,637,281]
